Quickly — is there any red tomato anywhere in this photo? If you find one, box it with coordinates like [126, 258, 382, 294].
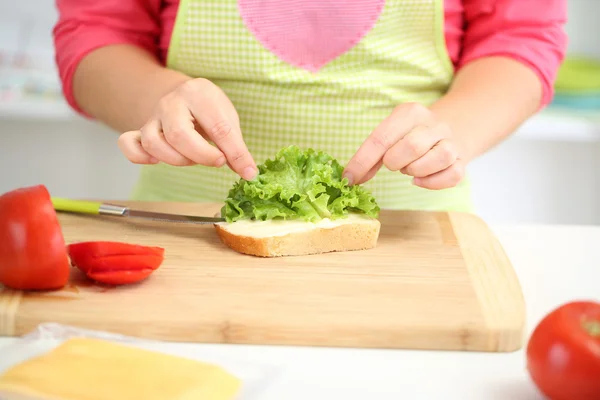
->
[0, 185, 70, 290]
[526, 300, 600, 400]
[67, 241, 165, 285]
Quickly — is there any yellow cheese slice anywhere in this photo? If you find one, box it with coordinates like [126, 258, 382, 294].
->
[0, 337, 241, 400]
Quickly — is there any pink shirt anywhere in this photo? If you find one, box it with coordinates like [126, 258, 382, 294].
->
[53, 0, 568, 115]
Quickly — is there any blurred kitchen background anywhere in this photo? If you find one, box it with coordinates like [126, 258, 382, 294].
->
[0, 0, 599, 225]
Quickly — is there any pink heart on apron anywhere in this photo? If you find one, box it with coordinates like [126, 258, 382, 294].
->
[238, 0, 385, 72]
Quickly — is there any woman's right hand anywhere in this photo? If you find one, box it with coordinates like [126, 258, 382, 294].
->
[118, 78, 258, 181]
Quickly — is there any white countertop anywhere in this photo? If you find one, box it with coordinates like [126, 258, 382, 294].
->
[0, 223, 598, 399]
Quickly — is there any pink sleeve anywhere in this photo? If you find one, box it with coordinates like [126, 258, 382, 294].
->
[458, 0, 568, 108]
[53, 0, 162, 115]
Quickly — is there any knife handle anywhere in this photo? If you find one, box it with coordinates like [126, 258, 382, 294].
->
[51, 198, 102, 215]
[51, 198, 129, 217]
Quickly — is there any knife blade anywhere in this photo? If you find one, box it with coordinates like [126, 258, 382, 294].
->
[51, 198, 225, 225]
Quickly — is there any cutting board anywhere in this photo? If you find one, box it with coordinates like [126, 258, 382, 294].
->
[0, 201, 526, 352]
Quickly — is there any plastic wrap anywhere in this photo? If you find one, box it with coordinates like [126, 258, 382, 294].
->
[0, 323, 281, 400]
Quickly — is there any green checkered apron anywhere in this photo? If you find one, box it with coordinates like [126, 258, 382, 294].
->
[130, 0, 474, 212]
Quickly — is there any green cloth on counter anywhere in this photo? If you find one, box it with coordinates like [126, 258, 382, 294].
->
[554, 56, 600, 94]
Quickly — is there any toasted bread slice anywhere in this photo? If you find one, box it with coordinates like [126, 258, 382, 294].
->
[214, 213, 381, 257]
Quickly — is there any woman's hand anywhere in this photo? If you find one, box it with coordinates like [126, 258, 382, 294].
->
[343, 103, 465, 190]
[118, 78, 258, 181]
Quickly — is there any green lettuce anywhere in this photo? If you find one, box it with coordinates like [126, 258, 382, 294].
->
[221, 145, 380, 223]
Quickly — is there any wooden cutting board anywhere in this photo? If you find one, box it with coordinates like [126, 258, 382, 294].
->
[0, 201, 526, 352]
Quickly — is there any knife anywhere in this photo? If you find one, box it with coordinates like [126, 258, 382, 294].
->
[51, 198, 225, 225]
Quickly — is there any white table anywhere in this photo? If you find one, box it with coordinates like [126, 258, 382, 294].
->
[0, 224, 598, 399]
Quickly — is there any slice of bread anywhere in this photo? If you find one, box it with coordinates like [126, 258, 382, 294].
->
[214, 213, 381, 257]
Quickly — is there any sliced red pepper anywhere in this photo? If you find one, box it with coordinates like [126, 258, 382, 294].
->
[67, 241, 165, 285]
[67, 254, 164, 274]
[86, 269, 155, 285]
[0, 185, 70, 290]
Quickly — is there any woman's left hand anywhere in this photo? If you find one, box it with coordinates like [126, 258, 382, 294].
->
[343, 102, 465, 190]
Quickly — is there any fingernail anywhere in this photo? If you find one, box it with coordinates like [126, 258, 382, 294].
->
[215, 156, 226, 167]
[343, 173, 354, 185]
[242, 166, 258, 181]
[149, 157, 159, 164]
[412, 178, 420, 186]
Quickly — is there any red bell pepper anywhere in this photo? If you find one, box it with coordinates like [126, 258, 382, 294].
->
[0, 185, 70, 290]
[67, 241, 165, 285]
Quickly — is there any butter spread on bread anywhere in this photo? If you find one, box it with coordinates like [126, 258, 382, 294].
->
[215, 212, 380, 257]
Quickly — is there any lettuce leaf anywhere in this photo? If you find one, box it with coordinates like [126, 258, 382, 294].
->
[221, 145, 380, 223]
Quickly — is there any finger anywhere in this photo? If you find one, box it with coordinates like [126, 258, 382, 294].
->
[401, 138, 458, 178]
[189, 99, 257, 181]
[118, 130, 159, 165]
[343, 115, 400, 185]
[161, 100, 226, 167]
[354, 159, 383, 185]
[140, 119, 194, 167]
[383, 124, 448, 172]
[343, 104, 432, 185]
[413, 159, 465, 190]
